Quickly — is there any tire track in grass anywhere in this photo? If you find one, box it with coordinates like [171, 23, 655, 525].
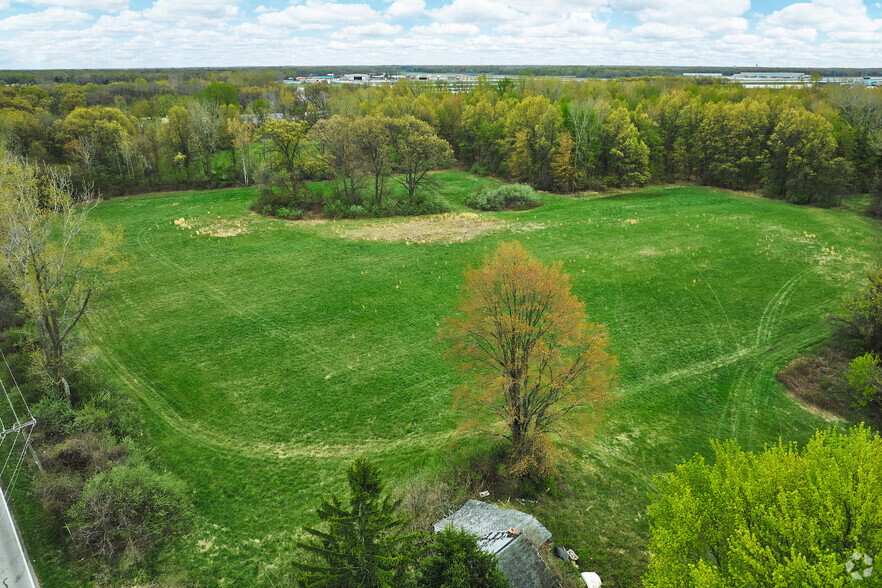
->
[81, 226, 454, 459]
[87, 314, 454, 459]
[717, 269, 811, 440]
[136, 224, 331, 367]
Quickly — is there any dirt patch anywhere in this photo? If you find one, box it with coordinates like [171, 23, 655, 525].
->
[172, 217, 250, 238]
[337, 213, 542, 244]
[776, 352, 847, 421]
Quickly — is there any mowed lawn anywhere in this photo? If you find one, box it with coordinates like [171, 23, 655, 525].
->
[79, 171, 881, 585]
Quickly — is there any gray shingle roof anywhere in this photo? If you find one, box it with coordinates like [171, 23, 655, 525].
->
[433, 499, 552, 546]
[434, 500, 556, 588]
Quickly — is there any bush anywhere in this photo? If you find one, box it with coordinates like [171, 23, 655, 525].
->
[67, 463, 189, 563]
[848, 352, 881, 409]
[322, 200, 349, 219]
[253, 181, 319, 217]
[831, 268, 882, 355]
[274, 206, 303, 220]
[397, 195, 452, 216]
[465, 184, 541, 211]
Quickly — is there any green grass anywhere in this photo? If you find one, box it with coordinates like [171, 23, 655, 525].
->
[65, 172, 882, 585]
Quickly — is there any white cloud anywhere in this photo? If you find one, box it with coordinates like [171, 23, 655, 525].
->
[257, 0, 380, 30]
[758, 0, 881, 39]
[494, 10, 607, 37]
[23, 0, 128, 10]
[0, 0, 880, 69]
[0, 7, 91, 31]
[430, 0, 524, 24]
[612, 0, 749, 34]
[336, 22, 402, 37]
[386, 0, 424, 20]
[631, 22, 704, 41]
[143, 0, 239, 22]
[410, 22, 479, 36]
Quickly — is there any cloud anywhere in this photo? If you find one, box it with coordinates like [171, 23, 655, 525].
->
[143, 0, 239, 22]
[23, 0, 128, 10]
[0, 7, 91, 31]
[410, 22, 479, 36]
[430, 0, 524, 24]
[336, 22, 402, 37]
[631, 22, 704, 41]
[612, 0, 749, 34]
[758, 0, 881, 38]
[385, 0, 424, 20]
[494, 10, 607, 37]
[257, 0, 380, 30]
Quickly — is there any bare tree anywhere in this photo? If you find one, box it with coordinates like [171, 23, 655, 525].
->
[0, 151, 121, 404]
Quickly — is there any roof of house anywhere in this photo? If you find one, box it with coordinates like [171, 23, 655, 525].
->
[434, 499, 552, 546]
[434, 500, 556, 588]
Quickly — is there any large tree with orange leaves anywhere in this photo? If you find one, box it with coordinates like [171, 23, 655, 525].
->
[444, 241, 615, 476]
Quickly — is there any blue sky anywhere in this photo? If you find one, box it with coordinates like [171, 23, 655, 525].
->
[0, 0, 880, 69]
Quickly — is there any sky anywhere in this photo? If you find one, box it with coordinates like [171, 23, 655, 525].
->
[0, 0, 880, 70]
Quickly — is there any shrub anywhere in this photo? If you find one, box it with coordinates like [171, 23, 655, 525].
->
[67, 463, 189, 563]
[465, 184, 541, 211]
[848, 352, 881, 409]
[322, 200, 348, 219]
[469, 162, 489, 176]
[397, 195, 452, 216]
[831, 268, 882, 355]
[347, 204, 367, 218]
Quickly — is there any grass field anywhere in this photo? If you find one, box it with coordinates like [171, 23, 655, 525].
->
[67, 171, 881, 585]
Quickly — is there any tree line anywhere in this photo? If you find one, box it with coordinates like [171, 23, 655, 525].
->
[2, 74, 881, 214]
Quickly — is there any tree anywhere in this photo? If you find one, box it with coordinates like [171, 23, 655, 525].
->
[645, 426, 882, 587]
[418, 527, 510, 588]
[444, 241, 614, 476]
[187, 101, 222, 184]
[294, 458, 415, 587]
[309, 116, 367, 205]
[602, 106, 650, 186]
[763, 107, 846, 205]
[227, 115, 254, 186]
[832, 268, 882, 355]
[566, 99, 606, 181]
[199, 81, 239, 108]
[351, 115, 393, 207]
[0, 150, 121, 404]
[55, 105, 139, 188]
[388, 115, 453, 204]
[259, 118, 309, 186]
[503, 95, 561, 189]
[551, 132, 578, 193]
[157, 105, 193, 186]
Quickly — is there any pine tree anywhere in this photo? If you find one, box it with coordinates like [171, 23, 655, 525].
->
[294, 459, 416, 587]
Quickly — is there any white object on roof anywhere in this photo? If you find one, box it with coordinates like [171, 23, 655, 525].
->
[581, 571, 602, 587]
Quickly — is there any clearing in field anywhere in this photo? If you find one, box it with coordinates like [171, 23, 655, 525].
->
[65, 171, 881, 586]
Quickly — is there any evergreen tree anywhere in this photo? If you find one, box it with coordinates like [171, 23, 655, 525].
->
[294, 459, 416, 587]
[418, 527, 510, 588]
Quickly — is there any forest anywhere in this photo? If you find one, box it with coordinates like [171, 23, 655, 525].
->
[1, 71, 881, 216]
